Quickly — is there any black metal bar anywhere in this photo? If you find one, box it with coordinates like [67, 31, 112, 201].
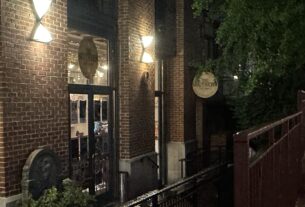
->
[141, 156, 159, 169]
[152, 195, 158, 207]
[179, 159, 185, 178]
[218, 146, 222, 164]
[68, 84, 112, 94]
[192, 179, 198, 207]
[88, 92, 95, 195]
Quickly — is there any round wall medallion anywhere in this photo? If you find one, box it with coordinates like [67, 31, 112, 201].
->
[22, 148, 61, 200]
[192, 72, 218, 98]
[78, 37, 98, 79]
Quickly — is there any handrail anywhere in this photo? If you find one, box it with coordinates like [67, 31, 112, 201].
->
[178, 146, 231, 178]
[234, 90, 305, 207]
[120, 163, 227, 207]
[140, 155, 159, 169]
[179, 146, 227, 162]
[247, 111, 302, 140]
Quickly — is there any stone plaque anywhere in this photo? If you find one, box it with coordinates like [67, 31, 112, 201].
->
[78, 37, 98, 79]
[192, 72, 218, 98]
[22, 148, 61, 201]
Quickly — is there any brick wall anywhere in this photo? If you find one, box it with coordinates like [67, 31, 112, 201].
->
[184, 0, 201, 142]
[118, 0, 155, 159]
[166, 0, 199, 142]
[0, 0, 5, 196]
[0, 0, 68, 197]
[166, 0, 185, 142]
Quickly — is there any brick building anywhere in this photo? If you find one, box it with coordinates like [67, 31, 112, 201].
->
[0, 0, 214, 206]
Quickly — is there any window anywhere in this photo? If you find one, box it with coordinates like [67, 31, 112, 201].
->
[68, 33, 109, 86]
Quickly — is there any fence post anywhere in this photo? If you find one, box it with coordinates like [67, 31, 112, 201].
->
[297, 91, 305, 159]
[298, 90, 305, 192]
[298, 90, 304, 112]
[234, 131, 249, 207]
[152, 195, 158, 207]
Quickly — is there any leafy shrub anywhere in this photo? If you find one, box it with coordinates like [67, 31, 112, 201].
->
[25, 179, 95, 207]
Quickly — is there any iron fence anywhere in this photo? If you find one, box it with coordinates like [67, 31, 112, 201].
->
[179, 146, 231, 178]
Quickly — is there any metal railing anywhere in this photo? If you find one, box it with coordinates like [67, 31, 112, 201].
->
[120, 163, 229, 207]
[234, 90, 305, 207]
[179, 146, 231, 178]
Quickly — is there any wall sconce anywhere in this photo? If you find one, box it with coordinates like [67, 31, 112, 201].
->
[141, 36, 154, 63]
[141, 36, 153, 49]
[31, 0, 53, 43]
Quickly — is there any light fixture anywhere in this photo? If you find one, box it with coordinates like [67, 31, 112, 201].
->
[140, 35, 154, 63]
[141, 52, 154, 63]
[101, 65, 108, 70]
[233, 75, 239, 80]
[32, 23, 52, 43]
[31, 0, 53, 43]
[97, 71, 104, 78]
[33, 0, 53, 19]
[68, 63, 75, 69]
[141, 36, 154, 48]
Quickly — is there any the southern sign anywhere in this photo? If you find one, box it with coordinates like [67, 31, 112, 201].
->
[78, 37, 98, 79]
[192, 71, 218, 98]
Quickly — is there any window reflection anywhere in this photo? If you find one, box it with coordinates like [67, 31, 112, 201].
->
[68, 33, 109, 86]
[94, 95, 110, 194]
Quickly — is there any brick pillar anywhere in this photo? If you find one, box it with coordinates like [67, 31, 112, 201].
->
[166, 0, 199, 183]
[118, 0, 157, 199]
[0, 0, 68, 205]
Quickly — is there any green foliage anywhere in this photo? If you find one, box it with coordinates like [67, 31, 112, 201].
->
[230, 68, 305, 129]
[192, 0, 305, 129]
[27, 180, 95, 207]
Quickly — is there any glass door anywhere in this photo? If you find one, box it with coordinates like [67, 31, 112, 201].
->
[69, 91, 113, 196]
[93, 95, 110, 195]
[70, 94, 90, 189]
[67, 32, 114, 197]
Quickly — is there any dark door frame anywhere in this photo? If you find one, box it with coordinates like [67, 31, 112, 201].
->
[67, 35, 117, 198]
[68, 84, 114, 196]
[155, 59, 167, 186]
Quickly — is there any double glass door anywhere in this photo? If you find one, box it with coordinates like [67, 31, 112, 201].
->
[69, 87, 113, 195]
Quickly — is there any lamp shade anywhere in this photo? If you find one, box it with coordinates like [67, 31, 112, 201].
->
[33, 0, 53, 19]
[141, 52, 154, 63]
[33, 23, 52, 43]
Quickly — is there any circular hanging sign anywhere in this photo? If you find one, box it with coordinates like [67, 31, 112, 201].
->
[78, 37, 98, 79]
[192, 72, 218, 98]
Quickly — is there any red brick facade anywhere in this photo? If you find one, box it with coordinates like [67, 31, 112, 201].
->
[0, 0, 68, 197]
[118, 0, 155, 159]
[0, 0, 200, 200]
[166, 0, 198, 143]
